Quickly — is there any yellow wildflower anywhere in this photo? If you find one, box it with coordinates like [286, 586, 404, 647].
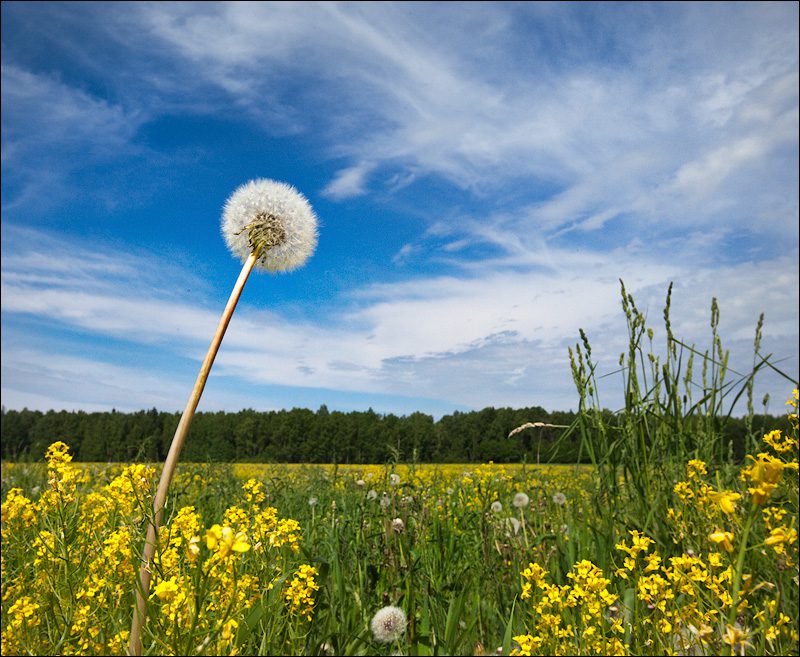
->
[205, 524, 250, 558]
[764, 526, 797, 554]
[687, 459, 707, 479]
[707, 490, 741, 516]
[708, 530, 735, 553]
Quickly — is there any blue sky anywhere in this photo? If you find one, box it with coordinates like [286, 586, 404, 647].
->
[2, 1, 798, 418]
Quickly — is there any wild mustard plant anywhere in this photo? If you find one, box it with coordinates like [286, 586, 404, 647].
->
[512, 390, 798, 656]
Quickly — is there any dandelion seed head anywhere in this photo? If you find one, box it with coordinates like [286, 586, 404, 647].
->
[490, 501, 503, 513]
[512, 492, 530, 508]
[371, 605, 407, 643]
[222, 178, 318, 272]
[552, 492, 567, 506]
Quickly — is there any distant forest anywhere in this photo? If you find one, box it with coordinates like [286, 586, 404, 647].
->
[0, 406, 791, 464]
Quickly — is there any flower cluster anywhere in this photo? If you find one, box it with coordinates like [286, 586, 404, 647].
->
[284, 564, 319, 622]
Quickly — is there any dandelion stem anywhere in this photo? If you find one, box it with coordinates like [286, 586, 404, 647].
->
[129, 249, 261, 656]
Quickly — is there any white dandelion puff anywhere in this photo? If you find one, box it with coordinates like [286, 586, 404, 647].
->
[490, 501, 503, 513]
[391, 517, 405, 533]
[552, 492, 567, 506]
[512, 492, 529, 509]
[389, 473, 401, 486]
[222, 178, 318, 272]
[371, 606, 407, 643]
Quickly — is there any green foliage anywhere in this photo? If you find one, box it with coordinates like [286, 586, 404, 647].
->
[2, 402, 786, 466]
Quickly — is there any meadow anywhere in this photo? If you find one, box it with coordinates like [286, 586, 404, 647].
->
[2, 287, 798, 656]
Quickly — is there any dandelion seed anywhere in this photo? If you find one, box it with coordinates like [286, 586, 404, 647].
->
[552, 492, 567, 506]
[389, 473, 401, 486]
[367, 489, 378, 501]
[512, 492, 529, 509]
[308, 496, 318, 507]
[491, 501, 503, 513]
[380, 493, 391, 509]
[356, 479, 366, 487]
[391, 518, 405, 533]
[371, 606, 407, 643]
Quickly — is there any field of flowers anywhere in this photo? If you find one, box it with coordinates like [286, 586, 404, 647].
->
[1, 389, 798, 656]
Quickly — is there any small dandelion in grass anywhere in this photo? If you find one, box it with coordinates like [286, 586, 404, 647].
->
[371, 605, 407, 643]
[389, 473, 401, 486]
[367, 489, 378, 501]
[512, 492, 529, 509]
[380, 493, 391, 509]
[391, 518, 405, 533]
[355, 479, 366, 487]
[308, 496, 318, 507]
[552, 492, 567, 506]
[491, 501, 503, 513]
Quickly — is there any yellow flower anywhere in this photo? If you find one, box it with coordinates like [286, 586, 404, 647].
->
[152, 577, 179, 602]
[687, 459, 707, 479]
[187, 535, 201, 562]
[284, 564, 319, 621]
[709, 530, 735, 553]
[511, 634, 542, 656]
[764, 526, 797, 554]
[205, 524, 250, 557]
[743, 453, 797, 505]
[722, 624, 752, 652]
[673, 480, 694, 501]
[521, 562, 549, 586]
[708, 490, 741, 516]
[644, 552, 662, 572]
[221, 618, 238, 641]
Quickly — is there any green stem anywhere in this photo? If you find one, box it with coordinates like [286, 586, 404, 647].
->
[727, 502, 758, 650]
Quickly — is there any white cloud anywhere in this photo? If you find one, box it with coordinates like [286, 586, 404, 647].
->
[2, 229, 796, 414]
[322, 162, 375, 200]
[1, 64, 146, 212]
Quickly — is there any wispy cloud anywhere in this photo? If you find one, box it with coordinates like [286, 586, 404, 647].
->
[1, 64, 146, 212]
[322, 162, 375, 200]
[2, 227, 796, 414]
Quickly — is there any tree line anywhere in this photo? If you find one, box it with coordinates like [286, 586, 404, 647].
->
[0, 405, 789, 464]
